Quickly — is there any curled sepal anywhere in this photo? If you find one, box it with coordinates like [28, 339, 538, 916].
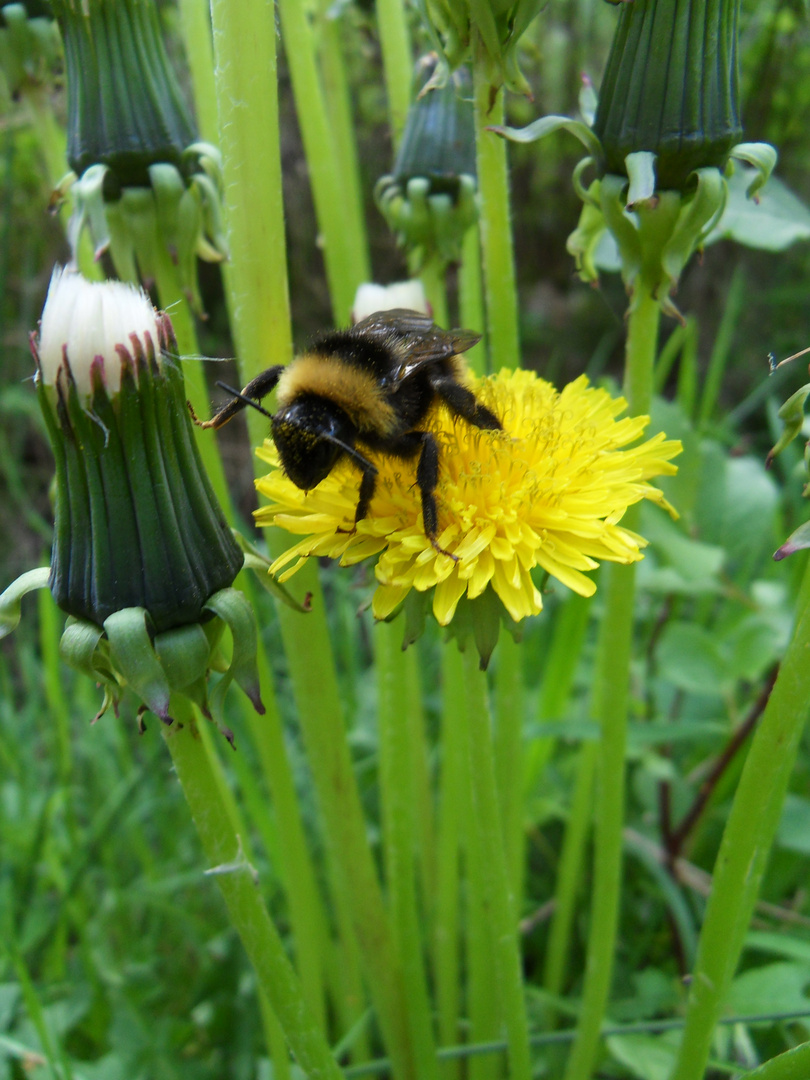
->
[203, 588, 265, 718]
[491, 115, 604, 172]
[625, 152, 657, 208]
[766, 384, 810, 468]
[60, 617, 122, 721]
[728, 142, 778, 200]
[774, 520, 810, 562]
[104, 607, 171, 723]
[0, 567, 50, 640]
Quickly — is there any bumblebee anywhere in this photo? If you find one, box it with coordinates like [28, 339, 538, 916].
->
[194, 309, 501, 554]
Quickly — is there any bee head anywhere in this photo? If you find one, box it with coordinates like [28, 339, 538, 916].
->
[272, 397, 355, 490]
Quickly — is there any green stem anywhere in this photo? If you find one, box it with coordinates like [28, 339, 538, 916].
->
[459, 223, 485, 375]
[277, 0, 368, 322]
[177, 0, 218, 143]
[494, 633, 525, 909]
[471, 31, 519, 372]
[419, 257, 449, 327]
[162, 699, 344, 1080]
[209, 0, 293, 417]
[668, 555, 810, 1080]
[376, 620, 439, 1080]
[563, 284, 660, 1080]
[375, 0, 412, 148]
[150, 250, 232, 518]
[316, 0, 371, 285]
[461, 646, 532, 1080]
[543, 740, 597, 1005]
[436, 646, 465, 1080]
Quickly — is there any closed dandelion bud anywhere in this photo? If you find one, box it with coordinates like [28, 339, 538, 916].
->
[51, 0, 227, 313]
[34, 268, 243, 633]
[593, 0, 743, 191]
[0, 270, 262, 728]
[375, 55, 477, 267]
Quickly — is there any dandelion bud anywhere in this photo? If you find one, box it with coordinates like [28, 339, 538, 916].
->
[375, 56, 478, 267]
[35, 268, 242, 633]
[52, 0, 227, 312]
[593, 0, 743, 191]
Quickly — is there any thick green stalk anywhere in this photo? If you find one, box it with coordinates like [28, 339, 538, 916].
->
[436, 646, 465, 1080]
[317, 0, 372, 264]
[404, 646, 437, 936]
[563, 285, 660, 1080]
[419, 257, 449, 327]
[458, 223, 485, 375]
[376, 620, 440, 1080]
[543, 739, 597, 1004]
[241, 640, 330, 1031]
[494, 633, 525, 908]
[162, 699, 344, 1080]
[209, 0, 292, 409]
[277, 0, 368, 322]
[461, 646, 532, 1080]
[177, 0, 218, 143]
[376, 0, 412, 148]
[669, 556, 810, 1080]
[150, 248, 231, 516]
[472, 31, 519, 372]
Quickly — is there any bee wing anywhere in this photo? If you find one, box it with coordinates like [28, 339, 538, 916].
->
[353, 309, 481, 386]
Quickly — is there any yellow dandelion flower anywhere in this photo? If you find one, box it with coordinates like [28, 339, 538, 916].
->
[255, 368, 681, 627]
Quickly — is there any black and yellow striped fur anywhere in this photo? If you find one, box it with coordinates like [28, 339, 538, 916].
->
[192, 309, 501, 556]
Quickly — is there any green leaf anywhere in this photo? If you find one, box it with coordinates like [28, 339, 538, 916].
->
[707, 169, 810, 252]
[746, 931, 810, 965]
[776, 795, 810, 856]
[607, 1031, 680, 1080]
[726, 962, 810, 1016]
[0, 568, 50, 640]
[656, 621, 731, 696]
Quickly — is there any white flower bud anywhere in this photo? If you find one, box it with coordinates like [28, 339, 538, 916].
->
[38, 267, 160, 399]
[351, 280, 429, 324]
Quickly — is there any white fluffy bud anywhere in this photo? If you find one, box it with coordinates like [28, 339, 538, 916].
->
[38, 267, 160, 398]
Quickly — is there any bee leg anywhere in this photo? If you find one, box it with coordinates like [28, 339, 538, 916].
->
[353, 466, 378, 527]
[430, 376, 501, 431]
[337, 462, 378, 535]
[189, 365, 285, 429]
[411, 432, 459, 562]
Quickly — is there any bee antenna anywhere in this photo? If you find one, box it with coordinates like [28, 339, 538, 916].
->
[215, 380, 275, 420]
[324, 436, 378, 476]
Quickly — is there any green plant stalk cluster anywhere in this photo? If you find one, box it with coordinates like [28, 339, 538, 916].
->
[669, 554, 810, 1079]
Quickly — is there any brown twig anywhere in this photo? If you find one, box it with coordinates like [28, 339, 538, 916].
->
[668, 665, 778, 857]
